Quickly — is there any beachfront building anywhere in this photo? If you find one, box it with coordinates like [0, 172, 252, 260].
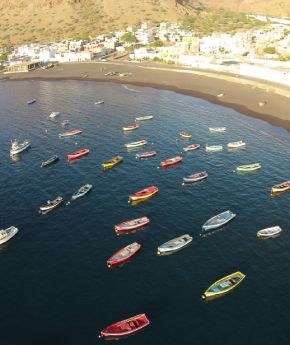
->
[129, 47, 160, 60]
[53, 51, 93, 62]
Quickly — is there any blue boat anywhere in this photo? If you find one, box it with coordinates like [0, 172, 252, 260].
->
[27, 99, 36, 105]
[202, 210, 236, 231]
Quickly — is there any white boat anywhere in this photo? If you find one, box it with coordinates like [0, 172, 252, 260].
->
[202, 210, 236, 231]
[135, 115, 154, 121]
[182, 171, 208, 184]
[10, 139, 31, 156]
[71, 184, 92, 200]
[125, 140, 147, 149]
[205, 144, 223, 152]
[257, 226, 282, 238]
[49, 112, 60, 119]
[0, 226, 18, 245]
[95, 101, 104, 105]
[39, 196, 63, 213]
[157, 234, 192, 255]
[227, 140, 246, 149]
[209, 127, 227, 132]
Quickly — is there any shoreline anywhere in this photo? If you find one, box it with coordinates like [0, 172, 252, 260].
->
[2, 61, 290, 131]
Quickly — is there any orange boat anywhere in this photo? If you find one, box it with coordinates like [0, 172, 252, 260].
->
[67, 148, 89, 161]
[129, 186, 158, 202]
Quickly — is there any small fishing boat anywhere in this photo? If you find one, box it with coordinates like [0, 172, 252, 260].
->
[61, 120, 69, 127]
[257, 226, 282, 238]
[95, 100, 104, 105]
[160, 156, 182, 168]
[183, 143, 200, 152]
[41, 155, 59, 168]
[135, 115, 154, 121]
[115, 217, 150, 235]
[27, 99, 36, 105]
[125, 140, 147, 149]
[227, 140, 246, 149]
[107, 242, 141, 268]
[129, 186, 158, 202]
[271, 180, 290, 194]
[202, 271, 246, 301]
[49, 112, 60, 119]
[157, 234, 192, 255]
[0, 226, 19, 245]
[67, 148, 89, 161]
[59, 129, 82, 138]
[99, 313, 150, 340]
[209, 127, 227, 133]
[122, 123, 139, 131]
[205, 144, 223, 152]
[202, 210, 236, 231]
[136, 151, 157, 159]
[183, 171, 208, 184]
[102, 156, 123, 170]
[39, 196, 63, 214]
[180, 131, 192, 139]
[71, 184, 92, 200]
[236, 163, 261, 172]
[10, 139, 31, 156]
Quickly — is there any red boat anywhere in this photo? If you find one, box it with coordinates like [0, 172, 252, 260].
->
[129, 186, 158, 202]
[136, 151, 157, 159]
[160, 155, 182, 168]
[183, 144, 200, 152]
[67, 148, 89, 161]
[107, 242, 141, 268]
[115, 216, 150, 235]
[99, 313, 150, 340]
[59, 129, 82, 138]
[180, 131, 192, 139]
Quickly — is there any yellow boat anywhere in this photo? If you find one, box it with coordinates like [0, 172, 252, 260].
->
[102, 156, 123, 170]
[271, 180, 290, 194]
[202, 271, 245, 301]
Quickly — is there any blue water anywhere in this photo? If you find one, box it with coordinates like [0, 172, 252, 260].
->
[1, 80, 290, 345]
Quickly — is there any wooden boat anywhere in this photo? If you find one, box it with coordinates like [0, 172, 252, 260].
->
[257, 226, 282, 238]
[94, 100, 104, 105]
[136, 151, 157, 159]
[49, 112, 60, 118]
[129, 186, 158, 202]
[39, 196, 63, 213]
[107, 242, 141, 268]
[227, 140, 246, 149]
[180, 131, 192, 139]
[160, 155, 182, 168]
[183, 171, 208, 184]
[10, 139, 31, 156]
[115, 216, 150, 235]
[67, 148, 89, 161]
[61, 120, 69, 127]
[99, 313, 150, 340]
[205, 144, 223, 152]
[102, 156, 123, 170]
[236, 163, 261, 172]
[122, 123, 139, 131]
[41, 155, 59, 168]
[59, 129, 82, 138]
[202, 210, 236, 231]
[0, 226, 19, 245]
[27, 99, 36, 105]
[135, 115, 154, 121]
[202, 271, 246, 301]
[71, 184, 92, 200]
[157, 234, 192, 255]
[125, 140, 147, 149]
[183, 144, 200, 152]
[209, 127, 227, 132]
[271, 180, 290, 194]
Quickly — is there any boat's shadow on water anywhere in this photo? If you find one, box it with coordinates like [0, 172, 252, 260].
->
[129, 195, 158, 206]
[200, 224, 232, 238]
[182, 180, 207, 187]
[270, 191, 290, 198]
[257, 234, 281, 240]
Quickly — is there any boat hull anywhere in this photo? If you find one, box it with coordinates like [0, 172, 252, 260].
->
[129, 186, 158, 202]
[202, 210, 236, 231]
[236, 163, 261, 172]
[0, 226, 19, 245]
[183, 144, 200, 152]
[157, 234, 192, 255]
[41, 156, 59, 168]
[183, 172, 208, 184]
[257, 226, 282, 238]
[160, 156, 182, 168]
[125, 140, 147, 149]
[59, 130, 82, 138]
[67, 149, 89, 161]
[102, 156, 123, 170]
[136, 151, 157, 159]
[115, 217, 150, 235]
[107, 242, 141, 268]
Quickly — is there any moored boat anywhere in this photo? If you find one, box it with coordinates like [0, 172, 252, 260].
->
[102, 156, 123, 170]
[202, 271, 246, 301]
[125, 140, 147, 149]
[183, 171, 208, 184]
[39, 196, 63, 214]
[236, 163, 261, 173]
[107, 242, 141, 268]
[160, 155, 182, 168]
[180, 131, 192, 139]
[205, 144, 223, 152]
[257, 225, 282, 238]
[95, 100, 104, 105]
[0, 226, 19, 245]
[227, 140, 246, 149]
[59, 129, 82, 138]
[61, 120, 69, 127]
[122, 123, 139, 131]
[271, 180, 290, 194]
[202, 210, 236, 231]
[71, 184, 92, 200]
[41, 155, 59, 168]
[183, 144, 200, 152]
[49, 112, 60, 118]
[115, 216, 150, 235]
[135, 115, 154, 121]
[10, 139, 31, 156]
[209, 127, 227, 132]
[157, 234, 192, 255]
[136, 151, 157, 159]
[99, 313, 150, 340]
[129, 186, 158, 202]
[67, 148, 89, 161]
[27, 99, 36, 105]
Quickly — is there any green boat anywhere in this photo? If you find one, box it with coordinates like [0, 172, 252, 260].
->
[236, 163, 261, 173]
[41, 155, 59, 168]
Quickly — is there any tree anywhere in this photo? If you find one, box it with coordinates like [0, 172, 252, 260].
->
[121, 32, 137, 43]
[263, 46, 276, 54]
[151, 40, 163, 47]
[180, 14, 195, 30]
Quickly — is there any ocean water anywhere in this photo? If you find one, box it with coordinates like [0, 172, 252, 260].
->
[1, 79, 290, 345]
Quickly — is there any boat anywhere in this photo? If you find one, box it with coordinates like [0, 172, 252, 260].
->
[125, 140, 147, 149]
[71, 184, 92, 200]
[99, 313, 150, 340]
[209, 127, 227, 132]
[102, 156, 123, 170]
[180, 131, 192, 139]
[115, 217, 150, 235]
[10, 139, 31, 156]
[160, 156, 182, 168]
[202, 210, 236, 231]
[0, 226, 19, 245]
[236, 163, 261, 172]
[136, 151, 157, 159]
[39, 196, 63, 213]
[95, 100, 104, 105]
[122, 123, 139, 131]
[61, 120, 69, 127]
[49, 112, 60, 119]
[205, 144, 223, 152]
[157, 234, 192, 255]
[135, 115, 154, 121]
[129, 186, 158, 202]
[271, 180, 290, 194]
[107, 242, 141, 268]
[67, 148, 89, 161]
[41, 155, 59, 168]
[257, 226, 282, 238]
[183, 171, 208, 184]
[27, 99, 36, 105]
[183, 144, 200, 152]
[227, 140, 246, 149]
[59, 129, 82, 138]
[202, 271, 246, 301]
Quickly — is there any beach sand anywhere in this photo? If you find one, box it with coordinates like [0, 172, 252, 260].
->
[3, 61, 290, 130]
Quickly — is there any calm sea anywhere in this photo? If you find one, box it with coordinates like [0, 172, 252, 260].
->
[1, 79, 290, 345]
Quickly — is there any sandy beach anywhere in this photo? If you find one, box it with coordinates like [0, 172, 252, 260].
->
[2, 60, 290, 130]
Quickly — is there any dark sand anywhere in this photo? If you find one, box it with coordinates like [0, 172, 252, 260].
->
[3, 61, 290, 130]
